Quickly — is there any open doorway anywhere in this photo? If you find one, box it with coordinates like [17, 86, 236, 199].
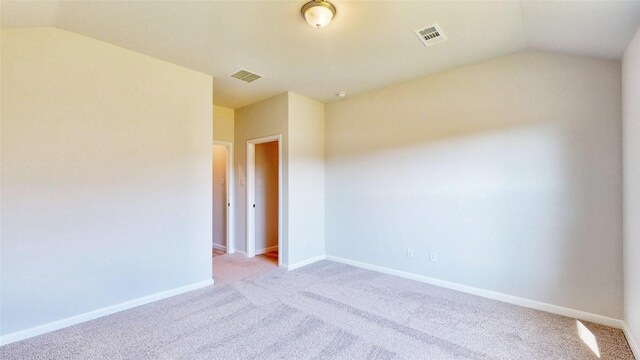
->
[212, 141, 234, 258]
[246, 135, 282, 267]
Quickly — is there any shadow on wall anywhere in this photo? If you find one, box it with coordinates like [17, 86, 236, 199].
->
[326, 119, 623, 318]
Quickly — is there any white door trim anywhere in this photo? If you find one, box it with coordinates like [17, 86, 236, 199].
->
[246, 134, 282, 267]
[213, 141, 234, 254]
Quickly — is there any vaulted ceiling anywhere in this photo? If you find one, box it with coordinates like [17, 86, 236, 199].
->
[2, 1, 640, 108]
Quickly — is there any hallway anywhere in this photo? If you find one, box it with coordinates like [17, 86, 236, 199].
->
[213, 251, 278, 284]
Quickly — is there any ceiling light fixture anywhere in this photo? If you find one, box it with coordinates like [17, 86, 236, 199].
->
[301, 0, 336, 28]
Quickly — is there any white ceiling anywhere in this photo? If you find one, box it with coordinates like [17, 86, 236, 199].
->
[2, 1, 640, 109]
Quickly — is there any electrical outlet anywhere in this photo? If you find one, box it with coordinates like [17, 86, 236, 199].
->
[429, 251, 438, 263]
[407, 248, 414, 258]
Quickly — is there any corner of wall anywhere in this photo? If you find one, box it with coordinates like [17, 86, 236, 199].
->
[623, 24, 640, 360]
[624, 324, 640, 359]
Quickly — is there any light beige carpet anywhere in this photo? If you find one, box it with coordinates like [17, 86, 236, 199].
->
[213, 252, 278, 284]
[1, 255, 634, 359]
[212, 248, 226, 257]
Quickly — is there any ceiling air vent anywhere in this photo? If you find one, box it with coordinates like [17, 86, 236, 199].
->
[414, 24, 447, 47]
[230, 69, 262, 83]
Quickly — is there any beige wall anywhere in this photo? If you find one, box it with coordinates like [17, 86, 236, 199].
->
[213, 105, 234, 142]
[1, 28, 213, 338]
[234, 93, 289, 262]
[623, 26, 640, 355]
[288, 93, 325, 264]
[212, 105, 233, 251]
[325, 51, 623, 319]
[255, 141, 279, 253]
[233, 92, 325, 266]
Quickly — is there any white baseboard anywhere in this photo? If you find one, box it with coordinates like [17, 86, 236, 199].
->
[284, 255, 326, 271]
[324, 255, 624, 329]
[256, 245, 278, 255]
[212, 243, 227, 251]
[0, 279, 214, 347]
[623, 323, 640, 359]
[2, 253, 630, 353]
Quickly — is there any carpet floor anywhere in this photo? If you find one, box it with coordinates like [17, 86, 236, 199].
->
[212, 248, 227, 257]
[1, 255, 634, 359]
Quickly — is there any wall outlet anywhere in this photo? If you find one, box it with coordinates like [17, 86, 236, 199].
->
[407, 248, 414, 258]
[429, 251, 438, 263]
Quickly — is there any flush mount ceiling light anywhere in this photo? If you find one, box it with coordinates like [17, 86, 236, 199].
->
[301, 0, 336, 28]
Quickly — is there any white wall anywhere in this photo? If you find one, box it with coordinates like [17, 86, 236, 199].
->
[234, 93, 289, 263]
[255, 141, 279, 253]
[213, 105, 234, 142]
[288, 93, 325, 264]
[325, 51, 623, 319]
[212, 144, 228, 248]
[623, 26, 640, 354]
[0, 28, 213, 337]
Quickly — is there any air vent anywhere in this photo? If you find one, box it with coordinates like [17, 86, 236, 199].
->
[414, 24, 447, 47]
[230, 69, 262, 83]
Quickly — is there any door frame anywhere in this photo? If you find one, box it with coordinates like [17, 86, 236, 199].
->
[213, 141, 235, 254]
[246, 134, 282, 267]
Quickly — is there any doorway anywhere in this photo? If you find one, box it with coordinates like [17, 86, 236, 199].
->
[246, 135, 282, 267]
[212, 141, 234, 256]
